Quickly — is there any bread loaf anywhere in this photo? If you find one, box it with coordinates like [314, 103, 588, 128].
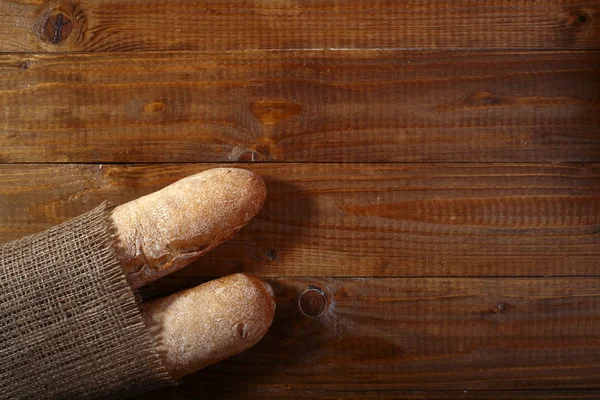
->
[141, 273, 276, 379]
[111, 168, 267, 289]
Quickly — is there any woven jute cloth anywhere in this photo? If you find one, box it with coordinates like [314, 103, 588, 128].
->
[0, 202, 175, 399]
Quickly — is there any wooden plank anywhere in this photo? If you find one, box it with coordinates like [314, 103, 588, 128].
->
[141, 389, 600, 399]
[1, 50, 598, 163]
[1, 163, 598, 277]
[0, 0, 598, 52]
[141, 277, 600, 391]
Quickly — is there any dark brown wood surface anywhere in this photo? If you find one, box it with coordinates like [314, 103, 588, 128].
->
[1, 50, 598, 162]
[1, 0, 598, 52]
[133, 277, 600, 396]
[144, 389, 600, 399]
[1, 163, 598, 277]
[1, 0, 599, 398]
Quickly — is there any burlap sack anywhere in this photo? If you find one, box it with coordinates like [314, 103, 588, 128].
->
[0, 202, 175, 399]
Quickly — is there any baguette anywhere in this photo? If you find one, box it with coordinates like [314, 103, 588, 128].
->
[111, 168, 267, 289]
[141, 273, 276, 379]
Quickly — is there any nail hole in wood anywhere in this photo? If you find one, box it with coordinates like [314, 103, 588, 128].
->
[19, 60, 30, 70]
[265, 249, 278, 260]
[299, 286, 328, 318]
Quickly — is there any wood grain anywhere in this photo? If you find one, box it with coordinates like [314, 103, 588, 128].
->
[140, 277, 600, 392]
[1, 163, 598, 277]
[1, 0, 598, 52]
[1, 1, 598, 397]
[141, 389, 600, 400]
[1, 50, 599, 163]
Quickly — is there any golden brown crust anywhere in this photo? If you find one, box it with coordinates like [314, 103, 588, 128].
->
[140, 274, 276, 379]
[111, 168, 267, 289]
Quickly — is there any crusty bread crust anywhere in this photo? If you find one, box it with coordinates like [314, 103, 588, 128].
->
[111, 168, 267, 289]
[141, 274, 275, 379]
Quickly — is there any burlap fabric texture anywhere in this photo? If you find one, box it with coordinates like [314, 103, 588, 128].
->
[0, 202, 175, 399]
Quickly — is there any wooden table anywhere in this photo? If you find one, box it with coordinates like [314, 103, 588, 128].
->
[1, 1, 599, 398]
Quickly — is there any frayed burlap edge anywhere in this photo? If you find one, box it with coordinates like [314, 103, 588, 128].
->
[0, 202, 176, 399]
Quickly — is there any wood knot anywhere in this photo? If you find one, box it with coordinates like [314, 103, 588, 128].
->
[571, 9, 592, 27]
[564, 7, 593, 34]
[265, 249, 278, 261]
[469, 91, 512, 107]
[19, 60, 31, 70]
[37, 2, 84, 49]
[143, 101, 165, 113]
[299, 286, 328, 318]
[250, 100, 302, 126]
[44, 12, 72, 44]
